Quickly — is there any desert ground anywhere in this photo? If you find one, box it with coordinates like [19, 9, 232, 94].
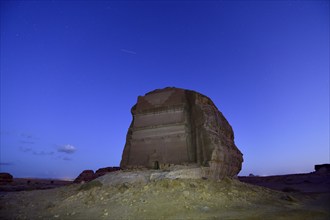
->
[0, 178, 72, 192]
[0, 170, 329, 220]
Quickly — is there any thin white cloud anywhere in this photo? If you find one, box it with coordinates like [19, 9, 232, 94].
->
[20, 133, 38, 140]
[55, 155, 72, 161]
[63, 157, 72, 161]
[121, 48, 137, 55]
[20, 140, 35, 144]
[57, 144, 77, 154]
[0, 162, 14, 166]
[19, 146, 54, 156]
[19, 146, 32, 153]
[33, 151, 54, 156]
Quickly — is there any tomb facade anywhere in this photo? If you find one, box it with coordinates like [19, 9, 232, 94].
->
[120, 87, 243, 178]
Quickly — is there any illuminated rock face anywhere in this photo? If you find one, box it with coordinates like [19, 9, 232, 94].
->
[120, 87, 243, 178]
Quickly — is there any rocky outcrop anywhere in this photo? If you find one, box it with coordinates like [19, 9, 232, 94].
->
[74, 170, 95, 183]
[0, 173, 13, 184]
[120, 87, 243, 179]
[315, 164, 330, 174]
[74, 167, 121, 183]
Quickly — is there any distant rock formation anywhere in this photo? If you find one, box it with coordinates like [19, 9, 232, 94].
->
[315, 164, 330, 174]
[74, 170, 95, 183]
[74, 167, 121, 183]
[120, 87, 243, 179]
[0, 173, 13, 184]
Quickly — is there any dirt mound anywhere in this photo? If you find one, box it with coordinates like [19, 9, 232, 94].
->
[1, 171, 329, 219]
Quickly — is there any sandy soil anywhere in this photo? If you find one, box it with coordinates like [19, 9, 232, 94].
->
[0, 172, 329, 220]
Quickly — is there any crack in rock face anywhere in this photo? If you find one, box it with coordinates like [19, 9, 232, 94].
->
[120, 87, 243, 179]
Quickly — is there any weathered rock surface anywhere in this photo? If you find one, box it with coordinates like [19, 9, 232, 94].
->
[120, 87, 243, 179]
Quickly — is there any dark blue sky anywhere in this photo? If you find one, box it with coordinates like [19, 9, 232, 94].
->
[1, 0, 329, 179]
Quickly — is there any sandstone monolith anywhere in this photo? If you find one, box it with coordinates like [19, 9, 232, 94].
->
[120, 87, 243, 179]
